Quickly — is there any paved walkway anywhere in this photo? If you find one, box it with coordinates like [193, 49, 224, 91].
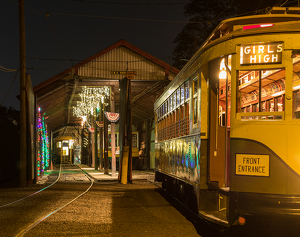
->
[76, 164, 155, 182]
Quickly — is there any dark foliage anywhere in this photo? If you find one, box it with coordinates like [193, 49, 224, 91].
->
[172, 0, 297, 69]
[0, 106, 20, 131]
[0, 106, 20, 187]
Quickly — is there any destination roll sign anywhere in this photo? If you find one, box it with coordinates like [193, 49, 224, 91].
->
[240, 42, 283, 65]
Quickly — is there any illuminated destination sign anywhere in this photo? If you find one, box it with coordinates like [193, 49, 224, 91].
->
[236, 154, 269, 177]
[240, 42, 283, 65]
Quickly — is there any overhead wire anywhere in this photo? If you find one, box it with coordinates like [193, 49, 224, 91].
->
[0, 65, 18, 72]
[26, 55, 172, 63]
[69, 0, 191, 5]
[43, 1, 72, 69]
[7, 0, 283, 24]
[7, 0, 294, 72]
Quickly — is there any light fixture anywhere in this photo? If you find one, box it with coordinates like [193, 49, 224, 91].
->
[272, 90, 285, 97]
[219, 58, 227, 79]
[293, 85, 300, 90]
[243, 24, 274, 30]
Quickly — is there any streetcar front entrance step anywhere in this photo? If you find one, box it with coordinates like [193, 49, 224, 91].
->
[199, 211, 229, 226]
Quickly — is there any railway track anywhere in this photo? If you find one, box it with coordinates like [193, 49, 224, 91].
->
[0, 164, 93, 237]
[0, 165, 62, 209]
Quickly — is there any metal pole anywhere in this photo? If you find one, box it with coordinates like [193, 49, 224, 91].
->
[19, 0, 27, 187]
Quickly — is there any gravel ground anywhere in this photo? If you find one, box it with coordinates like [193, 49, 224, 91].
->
[21, 182, 225, 237]
[2, 165, 300, 237]
[0, 164, 225, 237]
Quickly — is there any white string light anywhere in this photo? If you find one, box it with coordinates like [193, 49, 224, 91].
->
[73, 86, 110, 118]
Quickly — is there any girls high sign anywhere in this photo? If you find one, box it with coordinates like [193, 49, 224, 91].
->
[240, 42, 283, 65]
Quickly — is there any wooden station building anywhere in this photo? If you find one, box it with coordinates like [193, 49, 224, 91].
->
[33, 39, 179, 181]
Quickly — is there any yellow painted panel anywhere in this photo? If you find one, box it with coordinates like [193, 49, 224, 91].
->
[232, 123, 291, 170]
[287, 124, 300, 175]
[132, 147, 139, 157]
[200, 66, 208, 139]
[121, 146, 129, 184]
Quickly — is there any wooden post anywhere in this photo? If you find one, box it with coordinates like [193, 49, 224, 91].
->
[126, 80, 132, 183]
[88, 128, 91, 167]
[111, 86, 116, 177]
[94, 113, 98, 170]
[104, 98, 109, 174]
[100, 103, 104, 171]
[145, 118, 151, 170]
[19, 0, 27, 187]
[81, 128, 84, 164]
[91, 116, 95, 168]
[121, 146, 129, 184]
[118, 77, 127, 181]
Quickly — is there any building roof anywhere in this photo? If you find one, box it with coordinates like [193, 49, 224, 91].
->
[34, 39, 179, 138]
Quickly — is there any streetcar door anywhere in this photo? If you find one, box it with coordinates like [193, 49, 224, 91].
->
[208, 57, 230, 188]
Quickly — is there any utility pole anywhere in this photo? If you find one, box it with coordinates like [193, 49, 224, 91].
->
[19, 0, 27, 187]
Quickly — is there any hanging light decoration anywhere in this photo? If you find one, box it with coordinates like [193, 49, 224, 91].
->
[73, 86, 110, 119]
[37, 107, 50, 178]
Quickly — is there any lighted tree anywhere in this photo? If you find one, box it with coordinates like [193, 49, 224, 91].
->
[37, 107, 50, 177]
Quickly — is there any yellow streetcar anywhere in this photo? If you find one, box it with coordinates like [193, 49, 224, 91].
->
[154, 7, 300, 227]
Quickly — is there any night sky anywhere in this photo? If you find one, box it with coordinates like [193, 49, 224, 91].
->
[1, 0, 189, 110]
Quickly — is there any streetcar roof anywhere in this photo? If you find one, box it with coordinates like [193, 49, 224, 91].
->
[155, 9, 300, 108]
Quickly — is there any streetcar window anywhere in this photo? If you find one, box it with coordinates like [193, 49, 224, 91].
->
[185, 81, 189, 100]
[293, 54, 300, 119]
[193, 78, 198, 126]
[176, 89, 180, 107]
[181, 85, 184, 104]
[62, 146, 69, 156]
[173, 93, 176, 110]
[165, 101, 168, 114]
[132, 133, 138, 148]
[238, 68, 285, 120]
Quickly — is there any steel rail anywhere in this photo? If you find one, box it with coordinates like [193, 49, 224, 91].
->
[0, 164, 62, 208]
[15, 164, 94, 237]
